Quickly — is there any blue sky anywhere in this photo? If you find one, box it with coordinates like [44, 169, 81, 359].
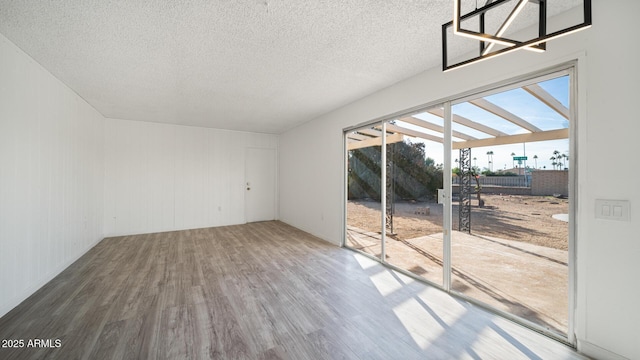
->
[396, 75, 570, 171]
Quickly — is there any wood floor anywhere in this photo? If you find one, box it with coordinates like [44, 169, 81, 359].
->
[0, 221, 585, 359]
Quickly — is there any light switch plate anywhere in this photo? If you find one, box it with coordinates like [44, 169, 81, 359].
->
[437, 189, 445, 204]
[595, 199, 630, 221]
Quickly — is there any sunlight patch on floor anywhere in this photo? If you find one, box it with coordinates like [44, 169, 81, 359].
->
[370, 270, 404, 297]
[353, 252, 379, 270]
[393, 297, 449, 348]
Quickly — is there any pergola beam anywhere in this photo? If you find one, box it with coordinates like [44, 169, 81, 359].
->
[452, 128, 568, 149]
[398, 116, 478, 141]
[427, 108, 508, 137]
[381, 124, 444, 144]
[470, 98, 542, 132]
[347, 133, 370, 141]
[348, 133, 404, 150]
[356, 128, 383, 137]
[523, 84, 570, 120]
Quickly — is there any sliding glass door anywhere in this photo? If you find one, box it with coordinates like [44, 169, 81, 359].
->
[345, 107, 446, 286]
[450, 71, 572, 337]
[343, 67, 575, 341]
[345, 124, 383, 259]
[382, 110, 445, 286]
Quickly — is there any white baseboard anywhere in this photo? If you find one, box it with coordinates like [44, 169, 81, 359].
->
[278, 220, 340, 246]
[0, 235, 104, 319]
[578, 340, 629, 360]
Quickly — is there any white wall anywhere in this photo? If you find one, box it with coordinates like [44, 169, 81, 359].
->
[104, 118, 278, 236]
[279, 2, 640, 359]
[0, 34, 105, 317]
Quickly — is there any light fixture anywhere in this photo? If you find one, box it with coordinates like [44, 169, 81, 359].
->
[481, 0, 532, 55]
[442, 0, 592, 71]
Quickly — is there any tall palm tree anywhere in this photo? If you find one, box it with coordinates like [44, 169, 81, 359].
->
[552, 150, 561, 170]
[486, 150, 494, 171]
[510, 152, 516, 169]
[562, 153, 569, 169]
[473, 157, 477, 168]
[533, 154, 538, 169]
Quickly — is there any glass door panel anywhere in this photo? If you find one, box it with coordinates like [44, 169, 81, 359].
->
[346, 124, 383, 259]
[383, 110, 445, 286]
[450, 74, 571, 335]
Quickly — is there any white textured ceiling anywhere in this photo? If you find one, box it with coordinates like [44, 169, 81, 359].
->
[0, 1, 579, 133]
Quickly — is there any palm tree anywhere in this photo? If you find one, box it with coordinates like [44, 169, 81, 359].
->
[510, 152, 516, 169]
[552, 150, 561, 170]
[486, 150, 494, 171]
[533, 155, 538, 169]
[473, 157, 477, 167]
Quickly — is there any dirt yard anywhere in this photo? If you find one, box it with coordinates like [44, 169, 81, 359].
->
[347, 194, 569, 250]
[346, 194, 571, 334]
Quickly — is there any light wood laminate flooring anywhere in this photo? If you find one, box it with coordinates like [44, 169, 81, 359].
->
[0, 221, 586, 359]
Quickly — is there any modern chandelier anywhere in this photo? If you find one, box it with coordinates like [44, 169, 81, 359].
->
[442, 0, 592, 71]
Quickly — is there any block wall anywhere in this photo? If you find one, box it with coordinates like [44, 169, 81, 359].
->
[531, 170, 568, 196]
